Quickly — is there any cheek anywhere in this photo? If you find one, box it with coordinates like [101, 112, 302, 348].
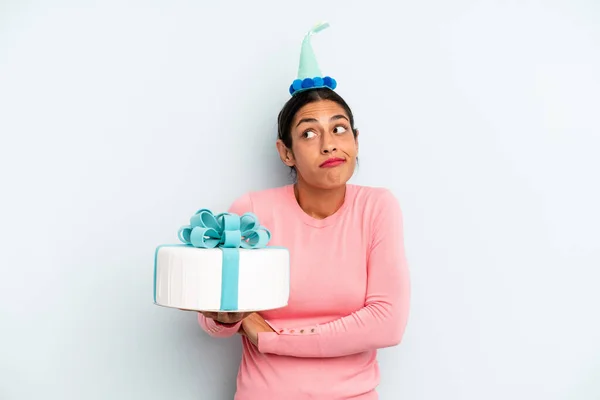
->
[342, 138, 358, 155]
[292, 143, 319, 165]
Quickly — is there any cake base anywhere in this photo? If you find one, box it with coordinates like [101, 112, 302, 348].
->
[153, 244, 290, 312]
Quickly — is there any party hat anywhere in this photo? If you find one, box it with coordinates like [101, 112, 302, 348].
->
[289, 21, 337, 96]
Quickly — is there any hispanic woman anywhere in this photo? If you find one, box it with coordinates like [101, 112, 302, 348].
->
[197, 23, 410, 400]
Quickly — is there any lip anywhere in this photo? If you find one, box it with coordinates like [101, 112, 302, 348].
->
[319, 157, 346, 168]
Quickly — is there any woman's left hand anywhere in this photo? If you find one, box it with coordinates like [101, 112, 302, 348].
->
[240, 313, 276, 346]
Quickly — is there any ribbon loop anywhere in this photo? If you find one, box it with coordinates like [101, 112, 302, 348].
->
[179, 209, 271, 250]
[222, 230, 242, 248]
[189, 227, 220, 248]
[221, 214, 241, 231]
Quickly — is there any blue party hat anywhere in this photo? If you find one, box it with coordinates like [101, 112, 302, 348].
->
[289, 21, 337, 96]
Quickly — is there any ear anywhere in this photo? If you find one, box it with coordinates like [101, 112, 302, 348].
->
[276, 140, 295, 167]
[354, 129, 359, 151]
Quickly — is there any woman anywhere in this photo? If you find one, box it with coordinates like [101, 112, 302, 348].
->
[197, 86, 410, 399]
[197, 23, 410, 399]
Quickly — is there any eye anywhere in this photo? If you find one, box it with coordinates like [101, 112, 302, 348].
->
[302, 130, 317, 139]
[333, 125, 348, 134]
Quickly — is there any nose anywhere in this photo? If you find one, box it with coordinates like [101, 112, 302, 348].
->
[321, 133, 337, 154]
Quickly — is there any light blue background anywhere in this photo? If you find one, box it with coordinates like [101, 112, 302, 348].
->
[1, 1, 599, 399]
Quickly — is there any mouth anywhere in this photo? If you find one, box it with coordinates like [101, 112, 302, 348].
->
[319, 157, 346, 168]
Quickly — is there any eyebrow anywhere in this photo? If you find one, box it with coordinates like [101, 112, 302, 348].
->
[295, 114, 349, 128]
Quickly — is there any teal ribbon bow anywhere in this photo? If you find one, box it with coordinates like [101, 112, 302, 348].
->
[178, 209, 271, 310]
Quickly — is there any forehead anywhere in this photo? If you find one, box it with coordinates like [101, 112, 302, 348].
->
[293, 100, 348, 123]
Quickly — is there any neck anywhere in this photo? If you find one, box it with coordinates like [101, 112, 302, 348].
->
[294, 178, 347, 220]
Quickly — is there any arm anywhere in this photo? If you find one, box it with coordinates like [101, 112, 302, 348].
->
[197, 192, 254, 338]
[197, 315, 243, 338]
[257, 189, 411, 357]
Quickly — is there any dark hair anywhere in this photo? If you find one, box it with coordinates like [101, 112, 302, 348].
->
[276, 88, 358, 177]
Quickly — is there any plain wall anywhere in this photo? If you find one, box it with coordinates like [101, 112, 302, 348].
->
[1, 0, 599, 399]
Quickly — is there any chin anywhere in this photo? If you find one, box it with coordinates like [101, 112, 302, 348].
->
[313, 175, 352, 190]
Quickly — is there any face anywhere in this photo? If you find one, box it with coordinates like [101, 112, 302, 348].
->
[277, 100, 359, 189]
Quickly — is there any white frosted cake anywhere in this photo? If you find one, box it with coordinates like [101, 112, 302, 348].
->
[153, 209, 290, 312]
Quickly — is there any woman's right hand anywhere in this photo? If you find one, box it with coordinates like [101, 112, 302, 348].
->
[199, 311, 253, 325]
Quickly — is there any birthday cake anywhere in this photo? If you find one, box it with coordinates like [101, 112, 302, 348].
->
[153, 209, 290, 312]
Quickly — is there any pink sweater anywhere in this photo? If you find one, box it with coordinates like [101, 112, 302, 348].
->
[198, 184, 410, 399]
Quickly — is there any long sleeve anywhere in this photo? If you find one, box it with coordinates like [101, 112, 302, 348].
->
[257, 189, 411, 358]
[196, 191, 254, 338]
[198, 315, 243, 338]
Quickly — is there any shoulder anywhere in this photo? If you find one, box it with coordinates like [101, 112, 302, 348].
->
[227, 185, 291, 215]
[348, 185, 403, 236]
[349, 184, 401, 213]
[349, 185, 404, 245]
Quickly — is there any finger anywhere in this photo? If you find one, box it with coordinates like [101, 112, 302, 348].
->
[228, 312, 242, 321]
[217, 312, 232, 323]
[202, 312, 218, 320]
[235, 312, 248, 319]
[226, 312, 245, 323]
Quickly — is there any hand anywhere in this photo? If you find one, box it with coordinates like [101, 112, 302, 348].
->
[240, 313, 276, 346]
[178, 308, 252, 325]
[200, 311, 253, 325]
